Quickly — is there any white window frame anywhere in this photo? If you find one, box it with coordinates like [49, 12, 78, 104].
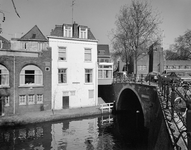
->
[84, 48, 92, 62]
[58, 46, 67, 61]
[70, 91, 75, 96]
[64, 25, 72, 38]
[20, 65, 43, 86]
[79, 27, 87, 39]
[85, 69, 93, 83]
[37, 94, 43, 104]
[28, 94, 35, 105]
[58, 68, 67, 84]
[89, 90, 94, 99]
[19, 95, 26, 105]
[0, 65, 9, 87]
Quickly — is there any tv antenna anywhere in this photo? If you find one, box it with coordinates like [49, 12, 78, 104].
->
[71, 0, 76, 23]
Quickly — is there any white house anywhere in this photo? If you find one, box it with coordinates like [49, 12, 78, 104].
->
[48, 22, 98, 110]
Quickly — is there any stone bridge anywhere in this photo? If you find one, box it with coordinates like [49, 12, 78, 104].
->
[98, 83, 161, 128]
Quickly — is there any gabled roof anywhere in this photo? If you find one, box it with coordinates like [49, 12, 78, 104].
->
[97, 44, 110, 57]
[0, 35, 11, 49]
[19, 25, 48, 42]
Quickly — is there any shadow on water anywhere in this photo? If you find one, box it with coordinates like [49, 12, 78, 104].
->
[102, 110, 149, 150]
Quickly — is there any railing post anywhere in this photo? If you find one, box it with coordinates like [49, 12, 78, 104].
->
[166, 82, 169, 109]
[186, 108, 191, 150]
[171, 84, 175, 121]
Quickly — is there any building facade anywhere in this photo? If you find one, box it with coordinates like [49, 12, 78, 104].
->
[97, 44, 113, 85]
[48, 22, 98, 110]
[0, 25, 51, 116]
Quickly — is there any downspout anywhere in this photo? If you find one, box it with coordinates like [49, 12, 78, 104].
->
[13, 55, 16, 114]
[95, 61, 98, 106]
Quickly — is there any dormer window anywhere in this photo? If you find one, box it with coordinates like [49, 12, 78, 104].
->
[64, 25, 72, 38]
[79, 27, 87, 39]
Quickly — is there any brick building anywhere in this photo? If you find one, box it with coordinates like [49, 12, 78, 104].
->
[0, 25, 52, 116]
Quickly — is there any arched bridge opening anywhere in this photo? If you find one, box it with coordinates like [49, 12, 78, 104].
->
[116, 88, 144, 126]
[114, 88, 147, 144]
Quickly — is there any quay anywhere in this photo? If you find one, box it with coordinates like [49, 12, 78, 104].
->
[0, 105, 110, 127]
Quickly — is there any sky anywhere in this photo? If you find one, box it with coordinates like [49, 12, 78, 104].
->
[0, 0, 191, 50]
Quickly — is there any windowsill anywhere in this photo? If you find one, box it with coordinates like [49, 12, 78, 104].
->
[58, 60, 67, 62]
[0, 85, 10, 88]
[19, 85, 43, 88]
[58, 83, 68, 86]
[84, 61, 92, 63]
[84, 83, 93, 85]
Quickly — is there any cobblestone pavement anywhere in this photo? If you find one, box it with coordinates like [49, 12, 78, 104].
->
[0, 105, 104, 127]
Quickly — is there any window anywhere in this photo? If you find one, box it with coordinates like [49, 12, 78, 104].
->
[64, 25, 72, 37]
[32, 34, 36, 39]
[63, 91, 69, 96]
[98, 70, 102, 78]
[20, 65, 43, 86]
[58, 47, 66, 61]
[28, 94, 35, 105]
[0, 96, 9, 106]
[80, 27, 87, 39]
[85, 69, 93, 83]
[0, 40, 2, 49]
[84, 48, 91, 62]
[19, 95, 26, 105]
[70, 91, 75, 96]
[0, 65, 9, 87]
[4, 96, 10, 107]
[58, 69, 67, 83]
[89, 90, 94, 99]
[104, 70, 112, 78]
[37, 94, 43, 104]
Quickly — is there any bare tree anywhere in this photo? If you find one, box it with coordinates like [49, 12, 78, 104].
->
[111, 0, 162, 75]
[11, 0, 20, 18]
[170, 29, 191, 60]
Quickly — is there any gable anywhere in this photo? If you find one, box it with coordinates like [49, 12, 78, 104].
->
[19, 25, 47, 42]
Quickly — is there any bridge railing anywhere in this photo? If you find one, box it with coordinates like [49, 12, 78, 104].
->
[113, 73, 147, 84]
[158, 75, 191, 150]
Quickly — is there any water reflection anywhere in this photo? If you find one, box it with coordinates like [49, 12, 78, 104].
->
[0, 110, 162, 150]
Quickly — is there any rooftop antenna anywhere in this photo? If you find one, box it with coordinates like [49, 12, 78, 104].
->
[71, 0, 75, 24]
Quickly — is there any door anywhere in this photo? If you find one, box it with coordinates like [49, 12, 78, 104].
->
[62, 96, 69, 109]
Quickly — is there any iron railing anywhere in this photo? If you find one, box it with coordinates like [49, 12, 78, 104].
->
[157, 75, 191, 150]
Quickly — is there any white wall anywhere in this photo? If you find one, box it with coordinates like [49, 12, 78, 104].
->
[49, 37, 98, 110]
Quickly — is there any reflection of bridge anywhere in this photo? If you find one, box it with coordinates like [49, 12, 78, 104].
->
[98, 76, 191, 150]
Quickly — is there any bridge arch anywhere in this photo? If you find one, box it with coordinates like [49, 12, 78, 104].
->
[116, 86, 145, 125]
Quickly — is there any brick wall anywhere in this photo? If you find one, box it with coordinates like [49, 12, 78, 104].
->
[0, 48, 52, 115]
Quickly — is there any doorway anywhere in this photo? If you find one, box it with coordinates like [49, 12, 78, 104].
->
[62, 96, 69, 109]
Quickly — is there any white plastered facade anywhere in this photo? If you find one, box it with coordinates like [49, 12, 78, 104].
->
[49, 36, 98, 110]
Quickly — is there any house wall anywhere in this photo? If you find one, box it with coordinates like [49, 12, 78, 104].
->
[49, 37, 98, 110]
[0, 48, 52, 115]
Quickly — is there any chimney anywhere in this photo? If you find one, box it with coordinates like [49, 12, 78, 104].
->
[73, 21, 79, 38]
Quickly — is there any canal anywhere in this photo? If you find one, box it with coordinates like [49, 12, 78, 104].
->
[0, 111, 172, 150]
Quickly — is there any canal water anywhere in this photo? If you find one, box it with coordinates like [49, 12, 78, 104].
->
[0, 111, 172, 150]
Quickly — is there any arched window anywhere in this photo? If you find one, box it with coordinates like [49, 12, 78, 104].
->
[0, 65, 9, 86]
[20, 65, 43, 86]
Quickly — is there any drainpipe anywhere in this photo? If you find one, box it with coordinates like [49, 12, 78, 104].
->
[13, 55, 16, 114]
[95, 61, 98, 106]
